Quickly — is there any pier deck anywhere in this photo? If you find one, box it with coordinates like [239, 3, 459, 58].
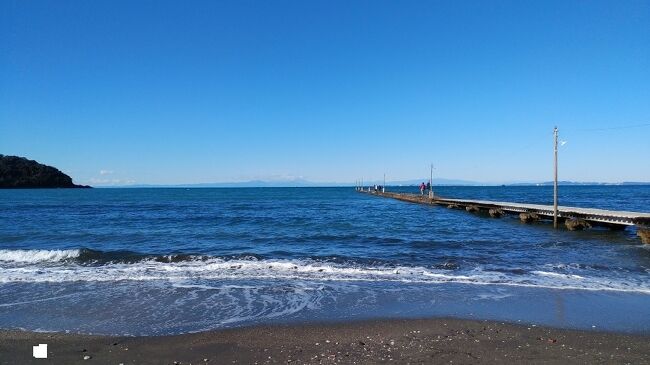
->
[359, 190, 650, 242]
[437, 197, 650, 226]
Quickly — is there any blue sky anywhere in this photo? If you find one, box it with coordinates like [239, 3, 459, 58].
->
[1, 0, 649, 185]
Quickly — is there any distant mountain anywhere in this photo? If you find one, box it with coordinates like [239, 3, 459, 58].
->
[101, 178, 650, 188]
[110, 177, 484, 188]
[378, 178, 484, 186]
[164, 179, 316, 188]
[0, 155, 90, 188]
[508, 181, 650, 186]
[118, 179, 338, 188]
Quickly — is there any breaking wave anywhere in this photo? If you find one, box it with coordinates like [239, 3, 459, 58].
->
[1, 249, 649, 294]
[0, 249, 81, 263]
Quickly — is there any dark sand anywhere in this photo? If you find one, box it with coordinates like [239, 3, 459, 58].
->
[1, 318, 649, 364]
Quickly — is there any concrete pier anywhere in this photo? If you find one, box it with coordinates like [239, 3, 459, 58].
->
[360, 190, 650, 243]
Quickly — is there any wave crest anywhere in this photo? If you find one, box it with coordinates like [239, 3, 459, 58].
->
[0, 249, 81, 263]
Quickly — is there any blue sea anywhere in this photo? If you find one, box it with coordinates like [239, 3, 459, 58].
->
[1, 186, 649, 335]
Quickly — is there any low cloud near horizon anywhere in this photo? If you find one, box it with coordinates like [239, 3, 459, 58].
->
[88, 177, 136, 186]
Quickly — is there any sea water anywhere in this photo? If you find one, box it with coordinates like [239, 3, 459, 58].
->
[0, 186, 649, 335]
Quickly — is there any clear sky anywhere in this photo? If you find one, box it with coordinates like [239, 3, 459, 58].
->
[1, 0, 649, 186]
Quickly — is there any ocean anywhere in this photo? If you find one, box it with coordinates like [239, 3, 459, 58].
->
[1, 186, 649, 335]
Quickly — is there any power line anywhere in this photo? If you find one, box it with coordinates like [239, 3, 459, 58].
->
[566, 122, 650, 132]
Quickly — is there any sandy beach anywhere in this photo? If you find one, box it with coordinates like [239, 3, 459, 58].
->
[1, 317, 649, 364]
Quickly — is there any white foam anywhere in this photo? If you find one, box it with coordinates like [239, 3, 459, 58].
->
[532, 271, 584, 280]
[0, 249, 80, 263]
[1, 256, 649, 294]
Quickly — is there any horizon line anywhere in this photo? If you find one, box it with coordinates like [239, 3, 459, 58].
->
[92, 181, 650, 188]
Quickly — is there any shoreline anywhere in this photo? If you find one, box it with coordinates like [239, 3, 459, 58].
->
[2, 317, 649, 364]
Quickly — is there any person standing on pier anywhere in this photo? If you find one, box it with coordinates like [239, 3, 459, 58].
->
[420, 182, 425, 195]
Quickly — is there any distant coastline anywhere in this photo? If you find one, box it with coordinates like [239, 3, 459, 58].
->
[96, 180, 650, 188]
[3, 154, 645, 189]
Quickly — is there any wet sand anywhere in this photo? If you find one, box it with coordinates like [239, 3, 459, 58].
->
[1, 318, 649, 364]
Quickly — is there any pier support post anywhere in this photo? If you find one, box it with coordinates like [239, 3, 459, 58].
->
[489, 208, 504, 218]
[465, 205, 480, 213]
[565, 218, 592, 231]
[638, 227, 650, 244]
[519, 212, 539, 223]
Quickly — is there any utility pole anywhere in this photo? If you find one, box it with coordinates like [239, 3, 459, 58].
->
[383, 173, 386, 193]
[554, 126, 559, 228]
[429, 163, 434, 198]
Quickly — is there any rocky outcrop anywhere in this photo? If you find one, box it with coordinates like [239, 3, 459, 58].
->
[447, 204, 461, 209]
[465, 205, 480, 213]
[0, 155, 90, 188]
[637, 228, 650, 244]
